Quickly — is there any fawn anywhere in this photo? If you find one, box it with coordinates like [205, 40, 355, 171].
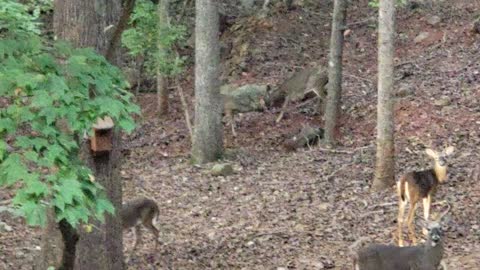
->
[120, 197, 161, 250]
[354, 204, 450, 270]
[397, 146, 454, 246]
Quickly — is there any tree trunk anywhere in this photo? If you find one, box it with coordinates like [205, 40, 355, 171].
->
[58, 220, 80, 270]
[324, 0, 348, 146]
[39, 1, 125, 270]
[191, 0, 223, 163]
[157, 0, 169, 117]
[373, 0, 396, 190]
[35, 209, 64, 270]
[75, 134, 124, 270]
[157, 74, 169, 116]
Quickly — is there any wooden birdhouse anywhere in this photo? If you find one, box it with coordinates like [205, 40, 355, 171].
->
[90, 116, 114, 153]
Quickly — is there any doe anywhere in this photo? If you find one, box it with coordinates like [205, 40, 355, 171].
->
[354, 204, 449, 270]
[120, 197, 161, 251]
[397, 146, 454, 246]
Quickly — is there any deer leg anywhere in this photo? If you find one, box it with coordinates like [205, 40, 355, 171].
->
[230, 115, 237, 138]
[225, 109, 236, 138]
[397, 198, 407, 246]
[407, 200, 418, 245]
[276, 97, 290, 123]
[144, 220, 160, 250]
[133, 225, 142, 251]
[422, 195, 431, 236]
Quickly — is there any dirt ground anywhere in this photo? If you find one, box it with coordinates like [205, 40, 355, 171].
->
[1, 0, 480, 269]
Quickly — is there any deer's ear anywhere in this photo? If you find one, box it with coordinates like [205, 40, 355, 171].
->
[425, 148, 438, 158]
[444, 146, 454, 156]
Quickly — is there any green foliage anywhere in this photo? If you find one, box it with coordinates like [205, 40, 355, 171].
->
[0, 0, 41, 37]
[0, 0, 139, 228]
[24, 0, 54, 13]
[121, 0, 187, 76]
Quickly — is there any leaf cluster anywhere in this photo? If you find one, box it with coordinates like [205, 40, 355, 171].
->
[0, 0, 139, 227]
[121, 0, 187, 76]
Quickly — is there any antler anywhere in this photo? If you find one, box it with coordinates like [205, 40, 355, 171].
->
[437, 201, 451, 222]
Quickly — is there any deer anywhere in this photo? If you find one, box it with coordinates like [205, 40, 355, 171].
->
[397, 146, 454, 246]
[354, 203, 450, 270]
[221, 84, 269, 138]
[120, 197, 161, 251]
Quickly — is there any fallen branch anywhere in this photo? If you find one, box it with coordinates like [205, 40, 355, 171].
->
[347, 17, 375, 28]
[323, 163, 351, 180]
[317, 144, 373, 154]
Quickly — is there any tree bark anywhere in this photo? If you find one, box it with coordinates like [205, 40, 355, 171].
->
[373, 0, 396, 190]
[41, 1, 125, 270]
[58, 220, 79, 270]
[35, 209, 64, 270]
[157, 0, 169, 117]
[75, 134, 124, 270]
[324, 0, 348, 146]
[191, 0, 223, 163]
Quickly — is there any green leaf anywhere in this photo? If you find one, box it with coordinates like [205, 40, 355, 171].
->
[0, 154, 28, 185]
[55, 175, 82, 205]
[44, 144, 63, 165]
[95, 197, 115, 223]
[24, 150, 38, 162]
[24, 174, 48, 196]
[118, 118, 135, 133]
[17, 200, 47, 226]
[31, 90, 53, 107]
[0, 140, 8, 161]
[53, 194, 66, 212]
[0, 118, 15, 133]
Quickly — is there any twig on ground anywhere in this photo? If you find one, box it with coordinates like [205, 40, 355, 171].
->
[344, 73, 374, 85]
[176, 82, 193, 144]
[347, 17, 375, 28]
[318, 144, 373, 154]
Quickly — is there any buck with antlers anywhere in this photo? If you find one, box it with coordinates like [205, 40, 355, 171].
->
[397, 146, 454, 246]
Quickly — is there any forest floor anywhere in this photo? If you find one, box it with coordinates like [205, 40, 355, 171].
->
[1, 0, 480, 269]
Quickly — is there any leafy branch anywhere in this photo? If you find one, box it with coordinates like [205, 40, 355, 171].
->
[0, 0, 139, 227]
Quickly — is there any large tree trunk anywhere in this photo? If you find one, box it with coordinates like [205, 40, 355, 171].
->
[373, 0, 396, 190]
[324, 0, 348, 146]
[191, 0, 223, 163]
[157, 0, 169, 117]
[37, 1, 125, 270]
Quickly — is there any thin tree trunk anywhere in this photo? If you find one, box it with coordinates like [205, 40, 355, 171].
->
[157, 0, 169, 116]
[373, 0, 396, 190]
[157, 73, 169, 116]
[324, 0, 348, 146]
[191, 0, 223, 163]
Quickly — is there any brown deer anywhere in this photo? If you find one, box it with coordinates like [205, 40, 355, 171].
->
[355, 203, 450, 270]
[397, 146, 454, 246]
[120, 198, 161, 251]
